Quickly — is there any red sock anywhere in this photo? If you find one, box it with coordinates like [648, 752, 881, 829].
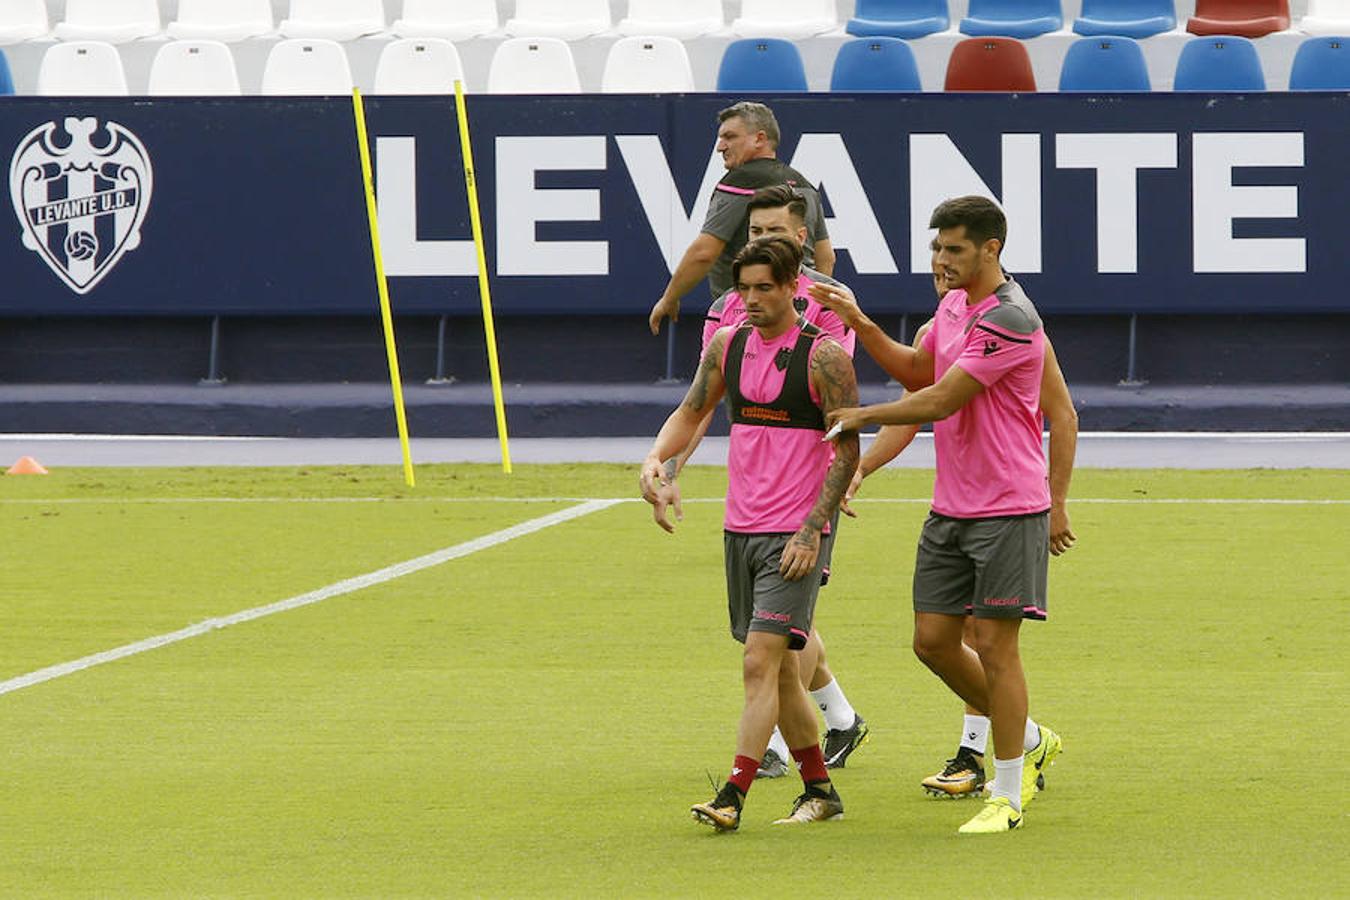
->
[728, 755, 758, 795]
[791, 745, 829, 785]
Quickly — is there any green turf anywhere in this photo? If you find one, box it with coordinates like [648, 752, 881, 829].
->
[1, 466, 1347, 897]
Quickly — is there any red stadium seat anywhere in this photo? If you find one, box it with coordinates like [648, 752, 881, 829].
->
[944, 37, 1037, 91]
[1187, 0, 1290, 38]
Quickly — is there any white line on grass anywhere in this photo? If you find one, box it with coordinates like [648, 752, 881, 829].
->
[0, 499, 621, 698]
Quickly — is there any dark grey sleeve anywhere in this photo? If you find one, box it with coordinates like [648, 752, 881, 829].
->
[807, 190, 830, 242]
[701, 190, 751, 242]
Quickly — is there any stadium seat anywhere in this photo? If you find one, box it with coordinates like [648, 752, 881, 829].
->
[0, 49, 13, 95]
[37, 42, 130, 96]
[944, 37, 1037, 91]
[261, 39, 354, 95]
[846, 0, 950, 40]
[601, 36, 695, 92]
[279, 0, 386, 42]
[1300, 0, 1350, 35]
[391, 0, 497, 41]
[374, 38, 464, 94]
[1058, 36, 1152, 90]
[147, 40, 241, 95]
[487, 38, 581, 93]
[831, 37, 922, 91]
[1187, 0, 1290, 37]
[1288, 36, 1350, 88]
[167, 0, 273, 42]
[0, 0, 49, 44]
[616, 0, 724, 40]
[716, 38, 809, 91]
[960, 0, 1064, 39]
[54, 0, 160, 43]
[1173, 35, 1267, 89]
[504, 0, 611, 41]
[1073, 0, 1178, 39]
[731, 0, 837, 39]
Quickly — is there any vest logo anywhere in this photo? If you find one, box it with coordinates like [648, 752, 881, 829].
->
[10, 117, 153, 295]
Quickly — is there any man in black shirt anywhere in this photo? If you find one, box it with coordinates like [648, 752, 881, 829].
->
[648, 101, 834, 335]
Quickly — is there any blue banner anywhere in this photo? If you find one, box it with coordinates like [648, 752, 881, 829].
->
[1, 93, 1347, 316]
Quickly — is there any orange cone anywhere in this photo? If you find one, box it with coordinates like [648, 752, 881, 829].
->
[6, 456, 49, 475]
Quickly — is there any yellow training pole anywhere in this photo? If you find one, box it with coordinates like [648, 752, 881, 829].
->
[352, 88, 416, 488]
[453, 78, 512, 474]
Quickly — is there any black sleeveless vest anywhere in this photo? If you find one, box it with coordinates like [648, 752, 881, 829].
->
[724, 320, 827, 432]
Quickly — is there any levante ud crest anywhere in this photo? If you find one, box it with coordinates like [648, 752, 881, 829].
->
[10, 117, 153, 295]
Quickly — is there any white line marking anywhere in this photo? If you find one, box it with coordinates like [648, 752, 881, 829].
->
[0, 499, 621, 698]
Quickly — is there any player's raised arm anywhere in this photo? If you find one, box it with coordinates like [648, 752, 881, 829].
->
[1039, 337, 1078, 555]
[780, 339, 859, 580]
[808, 282, 934, 391]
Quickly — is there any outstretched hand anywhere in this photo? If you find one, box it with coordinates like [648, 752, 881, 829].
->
[840, 465, 865, 518]
[806, 281, 863, 329]
[825, 406, 867, 437]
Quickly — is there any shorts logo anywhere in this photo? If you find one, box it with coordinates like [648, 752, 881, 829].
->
[753, 609, 791, 623]
[983, 597, 1023, 607]
[10, 117, 153, 295]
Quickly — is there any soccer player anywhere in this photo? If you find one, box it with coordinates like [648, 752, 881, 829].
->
[668, 185, 869, 778]
[648, 101, 833, 335]
[640, 236, 860, 831]
[837, 242, 1078, 801]
[821, 196, 1064, 834]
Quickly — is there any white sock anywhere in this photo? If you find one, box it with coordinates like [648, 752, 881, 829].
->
[960, 715, 989, 754]
[810, 679, 857, 732]
[992, 756, 1024, 812]
[1023, 717, 1041, 753]
[767, 727, 791, 762]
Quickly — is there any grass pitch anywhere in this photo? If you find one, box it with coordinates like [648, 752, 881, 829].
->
[1, 464, 1347, 897]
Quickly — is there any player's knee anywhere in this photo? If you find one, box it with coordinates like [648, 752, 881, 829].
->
[741, 643, 780, 687]
[912, 630, 944, 666]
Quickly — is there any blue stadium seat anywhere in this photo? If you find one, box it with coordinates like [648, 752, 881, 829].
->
[831, 37, 922, 90]
[1059, 36, 1152, 90]
[0, 49, 13, 95]
[717, 38, 808, 91]
[1289, 36, 1350, 89]
[960, 0, 1064, 39]
[1174, 35, 1266, 90]
[846, 0, 949, 40]
[1073, 0, 1178, 39]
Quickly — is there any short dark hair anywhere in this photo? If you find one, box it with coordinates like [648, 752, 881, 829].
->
[747, 185, 807, 225]
[929, 196, 1007, 253]
[717, 101, 780, 149]
[732, 235, 803, 288]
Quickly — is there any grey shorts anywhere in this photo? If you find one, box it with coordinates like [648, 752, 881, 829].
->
[912, 511, 1048, 620]
[724, 530, 831, 649]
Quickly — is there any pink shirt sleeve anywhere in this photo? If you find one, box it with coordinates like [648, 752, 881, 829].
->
[814, 308, 857, 357]
[954, 321, 1042, 387]
[701, 314, 720, 355]
[920, 325, 936, 355]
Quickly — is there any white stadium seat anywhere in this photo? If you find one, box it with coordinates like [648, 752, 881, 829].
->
[0, 0, 49, 44]
[37, 41, 129, 96]
[617, 0, 724, 40]
[391, 0, 498, 41]
[279, 0, 386, 42]
[504, 0, 611, 41]
[54, 0, 161, 44]
[374, 38, 465, 94]
[732, 0, 838, 39]
[148, 40, 242, 96]
[261, 38, 354, 95]
[602, 36, 695, 92]
[167, 0, 274, 43]
[487, 37, 581, 93]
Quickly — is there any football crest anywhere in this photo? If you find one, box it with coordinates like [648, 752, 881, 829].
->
[10, 117, 153, 295]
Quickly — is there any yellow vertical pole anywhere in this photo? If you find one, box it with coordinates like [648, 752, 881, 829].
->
[352, 88, 416, 487]
[453, 79, 512, 474]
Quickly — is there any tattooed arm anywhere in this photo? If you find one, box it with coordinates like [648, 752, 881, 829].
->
[640, 329, 730, 532]
[779, 338, 861, 581]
